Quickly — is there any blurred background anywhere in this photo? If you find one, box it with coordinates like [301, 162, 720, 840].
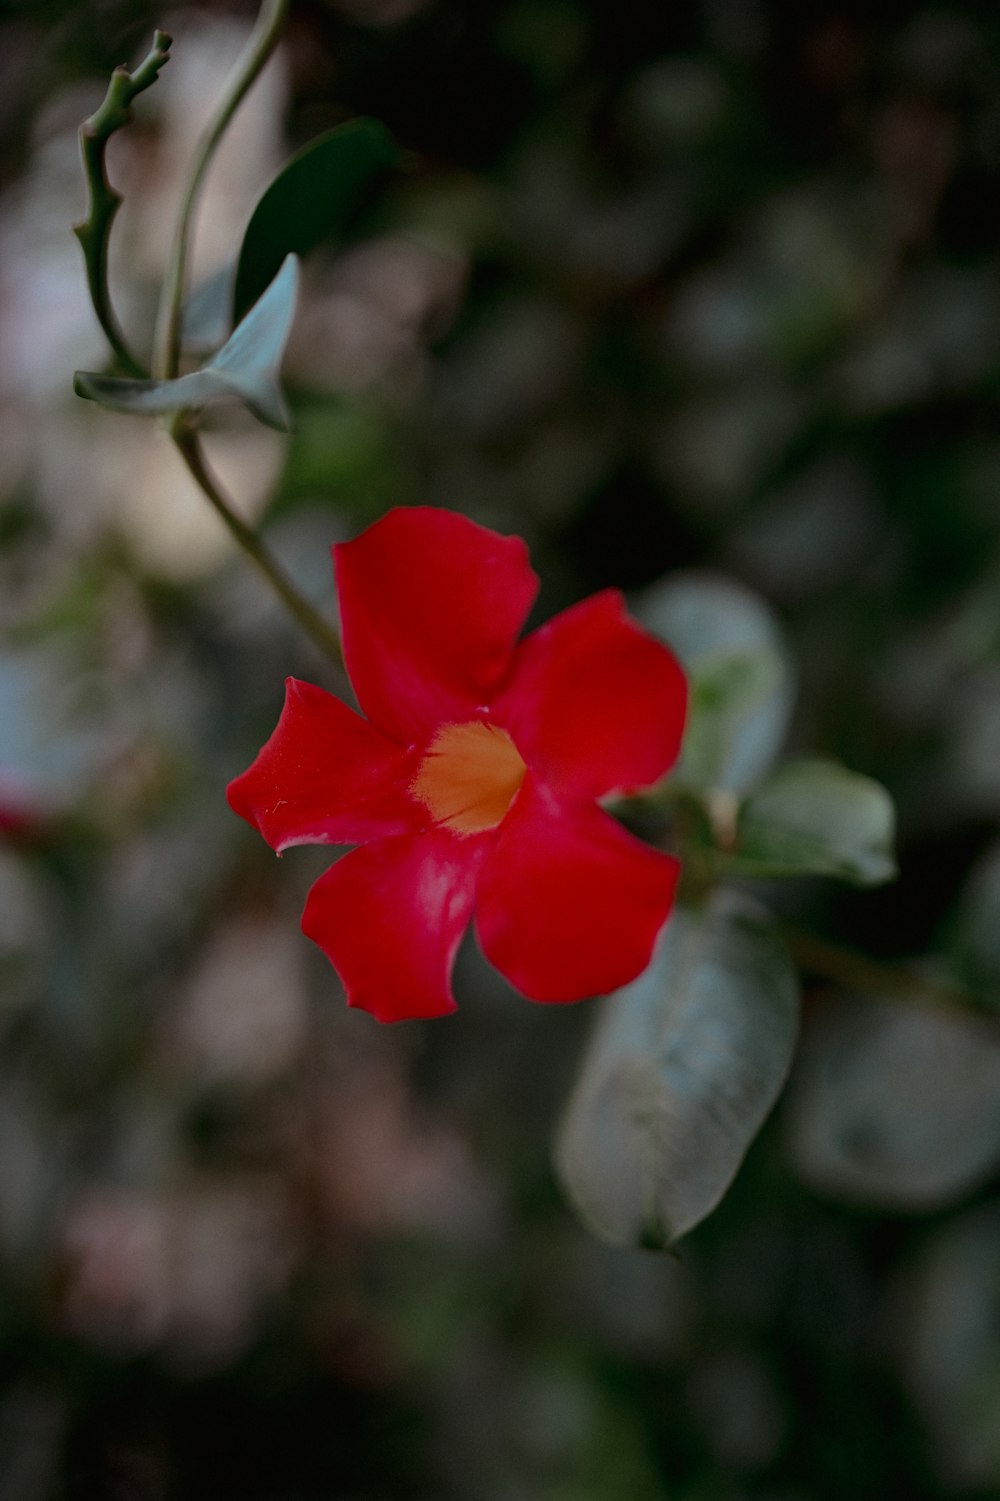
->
[3, 0, 1000, 1495]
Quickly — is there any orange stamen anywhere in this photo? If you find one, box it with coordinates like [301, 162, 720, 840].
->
[411, 721, 526, 835]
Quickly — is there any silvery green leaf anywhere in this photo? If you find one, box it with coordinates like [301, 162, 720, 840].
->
[637, 571, 793, 794]
[947, 841, 1000, 1008]
[898, 1203, 1000, 1488]
[787, 993, 1000, 1210]
[731, 758, 897, 886]
[556, 891, 799, 1248]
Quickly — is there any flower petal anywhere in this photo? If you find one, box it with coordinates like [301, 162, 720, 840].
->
[335, 507, 539, 744]
[227, 678, 421, 851]
[301, 830, 488, 1021]
[493, 589, 688, 801]
[476, 777, 679, 1003]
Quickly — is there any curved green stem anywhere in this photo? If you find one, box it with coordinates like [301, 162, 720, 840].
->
[172, 422, 344, 668]
[74, 31, 173, 377]
[787, 928, 970, 1013]
[152, 0, 290, 380]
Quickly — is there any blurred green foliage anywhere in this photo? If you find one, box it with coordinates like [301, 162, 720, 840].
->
[4, 0, 1000, 1496]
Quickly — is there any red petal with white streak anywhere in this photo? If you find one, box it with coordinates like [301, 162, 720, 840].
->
[227, 678, 421, 851]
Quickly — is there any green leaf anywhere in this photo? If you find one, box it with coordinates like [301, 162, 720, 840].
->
[233, 118, 401, 325]
[637, 571, 794, 794]
[787, 993, 1000, 1210]
[74, 255, 299, 431]
[901, 1203, 1000, 1488]
[731, 757, 897, 885]
[946, 841, 1000, 1008]
[555, 891, 799, 1248]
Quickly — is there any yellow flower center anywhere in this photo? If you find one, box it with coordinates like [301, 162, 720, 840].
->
[411, 721, 526, 835]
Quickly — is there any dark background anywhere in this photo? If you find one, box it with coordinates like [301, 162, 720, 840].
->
[2, 0, 1000, 1496]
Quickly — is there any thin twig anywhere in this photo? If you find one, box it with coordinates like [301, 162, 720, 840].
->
[786, 928, 971, 1012]
[74, 31, 173, 377]
[152, 0, 290, 380]
[172, 423, 345, 668]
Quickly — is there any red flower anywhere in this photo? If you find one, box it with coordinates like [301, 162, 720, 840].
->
[227, 508, 687, 1022]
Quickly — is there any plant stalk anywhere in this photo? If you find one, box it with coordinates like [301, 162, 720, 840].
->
[75, 30, 173, 377]
[172, 423, 344, 668]
[787, 928, 970, 1014]
[152, 0, 290, 380]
